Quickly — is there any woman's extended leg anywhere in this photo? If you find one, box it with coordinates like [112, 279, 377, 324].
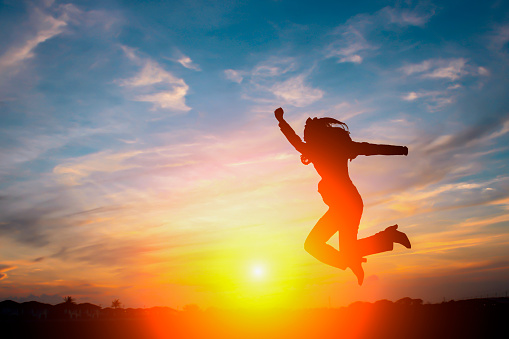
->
[357, 225, 411, 257]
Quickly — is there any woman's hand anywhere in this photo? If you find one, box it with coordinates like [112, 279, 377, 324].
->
[274, 107, 284, 122]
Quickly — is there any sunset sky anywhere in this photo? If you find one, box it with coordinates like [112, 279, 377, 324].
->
[1, 0, 509, 309]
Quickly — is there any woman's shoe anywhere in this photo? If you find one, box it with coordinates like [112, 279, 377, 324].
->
[349, 259, 365, 286]
[386, 224, 411, 249]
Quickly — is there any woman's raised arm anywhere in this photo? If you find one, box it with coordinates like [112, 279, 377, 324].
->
[275, 107, 307, 154]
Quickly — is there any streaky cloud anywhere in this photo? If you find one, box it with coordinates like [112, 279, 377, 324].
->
[177, 56, 201, 71]
[399, 58, 471, 81]
[0, 265, 16, 280]
[326, 3, 435, 63]
[231, 57, 321, 107]
[118, 46, 191, 112]
[270, 75, 323, 107]
[381, 4, 436, 27]
[224, 69, 243, 83]
[0, 7, 66, 75]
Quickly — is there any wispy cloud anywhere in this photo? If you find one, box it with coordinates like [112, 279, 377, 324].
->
[0, 2, 119, 78]
[326, 20, 374, 64]
[401, 89, 457, 110]
[387, 176, 509, 218]
[270, 75, 324, 107]
[224, 69, 243, 83]
[400, 58, 471, 81]
[326, 3, 435, 64]
[177, 55, 201, 71]
[380, 4, 436, 27]
[0, 265, 16, 280]
[0, 8, 66, 75]
[251, 57, 297, 77]
[226, 57, 322, 107]
[329, 101, 368, 121]
[119, 46, 191, 112]
[488, 23, 509, 52]
[398, 58, 490, 110]
[352, 112, 509, 224]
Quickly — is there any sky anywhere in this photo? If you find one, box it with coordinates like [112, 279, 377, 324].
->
[0, 0, 508, 309]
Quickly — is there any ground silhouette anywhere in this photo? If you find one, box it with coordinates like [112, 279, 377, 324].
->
[1, 297, 508, 339]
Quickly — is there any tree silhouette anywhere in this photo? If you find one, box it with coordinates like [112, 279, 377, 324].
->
[111, 298, 122, 309]
[182, 304, 200, 313]
[63, 296, 76, 304]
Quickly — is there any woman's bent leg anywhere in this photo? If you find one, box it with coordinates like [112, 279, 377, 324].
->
[337, 211, 366, 285]
[304, 209, 349, 270]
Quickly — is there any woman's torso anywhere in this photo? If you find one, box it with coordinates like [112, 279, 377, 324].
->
[308, 145, 363, 209]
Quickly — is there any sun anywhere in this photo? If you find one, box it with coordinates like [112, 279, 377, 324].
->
[251, 265, 265, 279]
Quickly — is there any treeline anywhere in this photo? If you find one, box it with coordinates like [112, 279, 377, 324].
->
[1, 297, 508, 339]
[0, 298, 179, 321]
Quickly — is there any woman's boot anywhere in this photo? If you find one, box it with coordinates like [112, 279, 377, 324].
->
[385, 224, 411, 249]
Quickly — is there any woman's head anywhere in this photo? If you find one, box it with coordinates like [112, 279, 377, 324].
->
[303, 117, 351, 145]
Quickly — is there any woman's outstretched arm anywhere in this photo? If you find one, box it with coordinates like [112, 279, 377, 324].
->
[275, 107, 307, 154]
[352, 141, 408, 157]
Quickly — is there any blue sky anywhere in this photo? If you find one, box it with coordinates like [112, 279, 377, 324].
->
[1, 0, 509, 308]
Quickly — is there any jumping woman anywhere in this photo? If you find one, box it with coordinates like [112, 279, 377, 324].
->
[275, 107, 411, 285]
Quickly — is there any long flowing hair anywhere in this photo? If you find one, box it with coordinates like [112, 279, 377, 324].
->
[301, 117, 352, 164]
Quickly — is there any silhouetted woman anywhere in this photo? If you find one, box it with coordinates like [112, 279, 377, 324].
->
[275, 107, 411, 285]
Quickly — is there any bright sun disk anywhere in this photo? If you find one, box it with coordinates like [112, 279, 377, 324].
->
[252, 265, 265, 278]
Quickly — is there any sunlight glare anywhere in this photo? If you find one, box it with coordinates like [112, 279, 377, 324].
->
[252, 265, 265, 279]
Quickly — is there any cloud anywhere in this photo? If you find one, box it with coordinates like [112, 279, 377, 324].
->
[422, 59, 468, 81]
[53, 150, 143, 186]
[488, 23, 509, 52]
[381, 5, 435, 27]
[351, 111, 509, 229]
[477, 66, 490, 76]
[224, 69, 243, 83]
[399, 60, 433, 75]
[386, 176, 509, 219]
[57, 3, 121, 32]
[0, 2, 119, 78]
[327, 22, 373, 64]
[0, 125, 115, 179]
[423, 114, 509, 154]
[398, 58, 490, 110]
[401, 89, 456, 110]
[163, 51, 201, 71]
[0, 265, 16, 280]
[330, 101, 368, 121]
[135, 86, 190, 111]
[119, 46, 191, 112]
[0, 184, 75, 247]
[177, 56, 201, 71]
[51, 240, 164, 267]
[270, 75, 324, 107]
[228, 57, 322, 107]
[400, 58, 471, 81]
[326, 4, 435, 63]
[251, 58, 297, 77]
[0, 8, 66, 75]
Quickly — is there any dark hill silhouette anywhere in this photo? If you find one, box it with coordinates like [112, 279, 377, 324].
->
[1, 297, 508, 339]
